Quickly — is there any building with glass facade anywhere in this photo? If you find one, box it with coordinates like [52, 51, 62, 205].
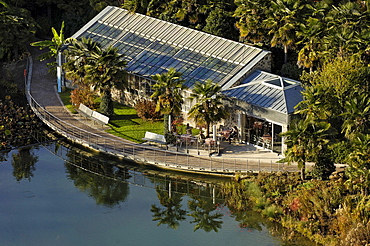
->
[71, 6, 303, 153]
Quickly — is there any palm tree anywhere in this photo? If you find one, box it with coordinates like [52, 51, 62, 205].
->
[31, 21, 72, 73]
[296, 0, 331, 71]
[84, 45, 127, 116]
[187, 79, 228, 137]
[234, 0, 270, 44]
[263, 0, 300, 64]
[63, 37, 100, 86]
[150, 68, 187, 135]
[322, 1, 367, 59]
[341, 91, 370, 141]
[281, 118, 332, 180]
[188, 195, 223, 232]
[296, 17, 324, 72]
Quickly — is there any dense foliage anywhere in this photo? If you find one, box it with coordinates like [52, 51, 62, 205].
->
[222, 172, 370, 245]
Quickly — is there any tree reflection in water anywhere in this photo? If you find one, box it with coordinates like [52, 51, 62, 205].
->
[151, 181, 223, 232]
[64, 148, 131, 207]
[11, 147, 38, 181]
[151, 186, 187, 229]
[187, 194, 223, 232]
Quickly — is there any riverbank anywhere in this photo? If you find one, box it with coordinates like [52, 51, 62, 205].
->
[221, 172, 370, 246]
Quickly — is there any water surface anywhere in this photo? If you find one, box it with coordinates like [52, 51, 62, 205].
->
[0, 144, 312, 246]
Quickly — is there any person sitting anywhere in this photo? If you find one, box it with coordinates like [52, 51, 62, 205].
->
[186, 123, 192, 135]
[198, 132, 206, 145]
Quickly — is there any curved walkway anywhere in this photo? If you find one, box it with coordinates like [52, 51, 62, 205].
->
[26, 46, 301, 176]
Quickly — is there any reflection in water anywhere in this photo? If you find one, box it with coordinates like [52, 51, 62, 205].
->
[64, 147, 132, 207]
[151, 187, 187, 229]
[5, 141, 315, 245]
[188, 194, 223, 232]
[65, 162, 130, 207]
[11, 147, 39, 181]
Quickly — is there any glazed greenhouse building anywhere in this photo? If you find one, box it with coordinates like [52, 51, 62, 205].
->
[71, 6, 303, 153]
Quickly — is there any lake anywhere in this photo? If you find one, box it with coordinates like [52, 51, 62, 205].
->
[0, 142, 313, 246]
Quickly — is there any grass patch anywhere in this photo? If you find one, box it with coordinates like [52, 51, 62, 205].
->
[59, 88, 77, 114]
[58, 90, 164, 143]
[107, 102, 164, 143]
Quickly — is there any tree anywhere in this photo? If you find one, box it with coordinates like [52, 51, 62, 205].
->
[63, 37, 127, 116]
[188, 194, 223, 232]
[341, 91, 370, 141]
[263, 0, 300, 64]
[203, 7, 238, 40]
[150, 68, 187, 135]
[84, 45, 127, 116]
[322, 1, 370, 60]
[187, 79, 228, 137]
[31, 21, 72, 73]
[63, 37, 101, 86]
[65, 160, 130, 207]
[11, 147, 38, 181]
[234, 0, 270, 44]
[0, 1, 37, 62]
[345, 134, 370, 195]
[299, 56, 370, 135]
[296, 17, 324, 72]
[120, 0, 150, 14]
[280, 118, 332, 180]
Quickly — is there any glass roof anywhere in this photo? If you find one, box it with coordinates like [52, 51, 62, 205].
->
[72, 6, 269, 89]
[222, 70, 303, 114]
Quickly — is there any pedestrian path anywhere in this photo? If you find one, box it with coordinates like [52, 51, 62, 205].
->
[27, 46, 301, 175]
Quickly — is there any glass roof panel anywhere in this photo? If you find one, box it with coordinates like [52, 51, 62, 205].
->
[74, 7, 269, 89]
[206, 38, 227, 56]
[162, 58, 181, 68]
[265, 79, 282, 87]
[166, 27, 191, 45]
[113, 12, 133, 28]
[145, 21, 168, 38]
[156, 24, 177, 41]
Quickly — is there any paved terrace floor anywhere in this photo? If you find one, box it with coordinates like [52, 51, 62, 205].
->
[28, 46, 305, 175]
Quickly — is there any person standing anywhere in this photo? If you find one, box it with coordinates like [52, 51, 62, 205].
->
[228, 126, 238, 144]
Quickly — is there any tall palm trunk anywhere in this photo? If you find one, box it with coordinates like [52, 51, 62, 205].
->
[284, 45, 288, 64]
[163, 114, 169, 135]
[100, 88, 113, 116]
[301, 165, 306, 180]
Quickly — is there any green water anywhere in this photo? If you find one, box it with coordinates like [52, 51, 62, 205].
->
[0, 143, 313, 246]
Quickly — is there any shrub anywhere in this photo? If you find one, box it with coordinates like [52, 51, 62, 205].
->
[262, 204, 284, 219]
[135, 99, 161, 121]
[70, 86, 95, 108]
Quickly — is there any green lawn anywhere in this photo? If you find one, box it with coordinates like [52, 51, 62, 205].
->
[107, 103, 163, 143]
[59, 90, 164, 143]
